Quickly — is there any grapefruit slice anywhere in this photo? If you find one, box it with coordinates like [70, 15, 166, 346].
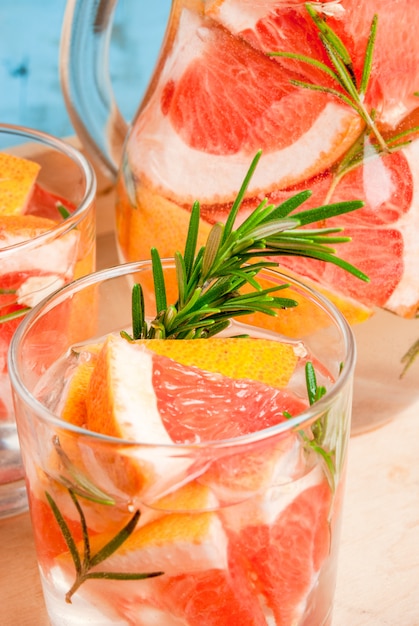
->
[0, 152, 40, 215]
[0, 214, 57, 243]
[130, 9, 363, 205]
[271, 139, 419, 317]
[26, 183, 75, 220]
[84, 335, 306, 445]
[58, 334, 306, 500]
[64, 334, 305, 442]
[234, 478, 332, 625]
[115, 177, 213, 266]
[206, 0, 419, 128]
[151, 346, 306, 444]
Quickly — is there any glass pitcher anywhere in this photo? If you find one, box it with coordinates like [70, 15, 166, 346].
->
[60, 0, 419, 432]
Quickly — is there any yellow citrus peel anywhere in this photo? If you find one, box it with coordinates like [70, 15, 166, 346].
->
[0, 152, 40, 216]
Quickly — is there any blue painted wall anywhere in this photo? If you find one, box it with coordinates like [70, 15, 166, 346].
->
[0, 1, 171, 137]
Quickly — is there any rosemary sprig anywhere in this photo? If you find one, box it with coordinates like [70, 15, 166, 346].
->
[0, 305, 30, 325]
[46, 489, 163, 603]
[267, 5, 419, 369]
[53, 436, 116, 506]
[122, 151, 367, 342]
[400, 335, 419, 378]
[269, 4, 419, 203]
[270, 6, 384, 149]
[283, 362, 335, 488]
[305, 362, 334, 475]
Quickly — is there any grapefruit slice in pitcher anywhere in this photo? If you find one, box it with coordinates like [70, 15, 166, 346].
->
[125, 4, 419, 320]
[206, 0, 419, 128]
[131, 9, 363, 205]
[271, 139, 419, 318]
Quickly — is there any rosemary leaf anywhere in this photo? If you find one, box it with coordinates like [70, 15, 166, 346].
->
[175, 251, 187, 309]
[151, 248, 167, 314]
[132, 283, 145, 340]
[359, 14, 378, 96]
[245, 218, 299, 241]
[0, 307, 30, 325]
[319, 35, 359, 100]
[269, 51, 340, 84]
[289, 79, 363, 115]
[202, 223, 224, 278]
[400, 338, 419, 378]
[54, 439, 116, 506]
[184, 200, 200, 280]
[89, 511, 141, 568]
[306, 362, 326, 405]
[291, 200, 364, 225]
[84, 570, 163, 582]
[46, 491, 82, 574]
[69, 489, 91, 568]
[266, 190, 312, 219]
[222, 150, 262, 243]
[305, 3, 353, 68]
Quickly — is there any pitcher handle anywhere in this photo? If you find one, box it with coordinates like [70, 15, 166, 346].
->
[60, 0, 126, 181]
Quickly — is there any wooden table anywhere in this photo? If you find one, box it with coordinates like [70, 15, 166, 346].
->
[1, 175, 419, 624]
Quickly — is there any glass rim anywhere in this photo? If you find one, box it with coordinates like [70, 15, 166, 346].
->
[8, 259, 356, 450]
[0, 122, 96, 255]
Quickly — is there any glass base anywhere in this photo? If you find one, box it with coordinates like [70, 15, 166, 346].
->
[0, 478, 28, 519]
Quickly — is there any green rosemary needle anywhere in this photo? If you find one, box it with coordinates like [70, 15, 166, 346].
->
[400, 335, 419, 378]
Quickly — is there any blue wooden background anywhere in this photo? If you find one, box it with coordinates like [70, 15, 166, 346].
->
[0, 1, 171, 137]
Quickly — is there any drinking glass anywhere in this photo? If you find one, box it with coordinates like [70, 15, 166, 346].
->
[0, 123, 96, 518]
[9, 260, 354, 625]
